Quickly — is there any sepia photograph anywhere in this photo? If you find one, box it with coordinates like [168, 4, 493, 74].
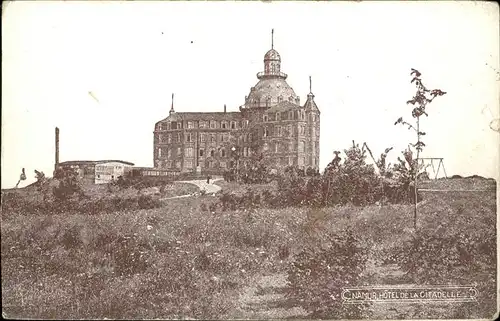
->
[1, 1, 499, 320]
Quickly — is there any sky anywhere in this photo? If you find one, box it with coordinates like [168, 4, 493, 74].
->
[2, 1, 499, 189]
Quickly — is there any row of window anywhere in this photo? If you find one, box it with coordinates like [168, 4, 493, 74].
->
[155, 159, 229, 170]
[158, 132, 253, 144]
[157, 120, 243, 131]
[157, 146, 250, 159]
[262, 141, 306, 153]
[246, 96, 300, 107]
[262, 125, 311, 138]
[262, 110, 317, 122]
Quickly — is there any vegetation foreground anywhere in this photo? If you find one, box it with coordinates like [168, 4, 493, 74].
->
[1, 177, 497, 320]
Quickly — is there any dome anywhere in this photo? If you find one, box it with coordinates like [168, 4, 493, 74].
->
[264, 49, 281, 61]
[246, 78, 298, 108]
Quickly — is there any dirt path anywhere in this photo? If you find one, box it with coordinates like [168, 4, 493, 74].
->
[227, 273, 308, 319]
[160, 178, 223, 200]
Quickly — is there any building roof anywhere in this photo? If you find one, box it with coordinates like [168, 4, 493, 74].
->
[157, 111, 242, 124]
[303, 93, 320, 114]
[58, 160, 135, 166]
[264, 49, 281, 61]
[246, 78, 298, 107]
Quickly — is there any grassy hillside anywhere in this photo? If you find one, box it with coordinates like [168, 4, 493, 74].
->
[1, 178, 497, 319]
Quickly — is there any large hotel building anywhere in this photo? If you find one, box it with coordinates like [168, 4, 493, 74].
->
[153, 34, 320, 175]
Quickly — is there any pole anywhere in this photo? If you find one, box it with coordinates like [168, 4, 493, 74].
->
[414, 117, 420, 230]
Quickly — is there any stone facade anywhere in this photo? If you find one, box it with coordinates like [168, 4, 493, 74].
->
[153, 41, 320, 175]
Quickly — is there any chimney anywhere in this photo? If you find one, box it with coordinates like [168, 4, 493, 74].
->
[224, 104, 227, 113]
[55, 127, 60, 168]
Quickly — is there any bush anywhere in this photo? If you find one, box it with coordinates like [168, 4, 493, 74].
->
[138, 195, 161, 209]
[286, 230, 372, 319]
[52, 167, 84, 201]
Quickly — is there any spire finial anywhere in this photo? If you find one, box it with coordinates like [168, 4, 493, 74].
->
[271, 29, 274, 49]
[309, 76, 312, 93]
[170, 93, 175, 114]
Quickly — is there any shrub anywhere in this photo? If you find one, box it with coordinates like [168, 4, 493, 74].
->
[286, 230, 372, 319]
[52, 167, 84, 201]
[138, 195, 161, 209]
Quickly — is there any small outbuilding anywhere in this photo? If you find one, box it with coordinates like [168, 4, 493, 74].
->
[56, 160, 134, 184]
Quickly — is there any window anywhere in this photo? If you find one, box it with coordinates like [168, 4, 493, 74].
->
[276, 112, 280, 121]
[276, 126, 282, 137]
[201, 133, 206, 142]
[199, 149, 204, 157]
[221, 149, 226, 157]
[167, 160, 173, 168]
[208, 161, 214, 168]
[175, 160, 181, 168]
[167, 122, 171, 130]
[171, 122, 177, 130]
[211, 134, 216, 143]
[278, 96, 283, 103]
[222, 122, 227, 129]
[187, 121, 193, 129]
[220, 161, 226, 169]
[167, 149, 172, 159]
[186, 133, 192, 142]
[263, 114, 268, 122]
[158, 123, 163, 131]
[312, 114, 315, 122]
[185, 160, 193, 168]
[223, 133, 228, 142]
[210, 121, 216, 129]
[158, 148, 162, 158]
[288, 125, 293, 137]
[167, 134, 172, 143]
[185, 147, 193, 157]
[300, 125, 305, 136]
[243, 147, 248, 157]
[263, 143, 269, 151]
[231, 121, 236, 129]
[210, 150, 215, 157]
[177, 147, 181, 156]
[274, 143, 278, 153]
[264, 128, 269, 137]
[200, 121, 206, 129]
[299, 141, 305, 152]
[288, 111, 293, 119]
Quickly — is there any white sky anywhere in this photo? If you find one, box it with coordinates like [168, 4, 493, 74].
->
[2, 1, 499, 188]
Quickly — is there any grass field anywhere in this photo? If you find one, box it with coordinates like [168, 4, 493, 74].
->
[1, 178, 497, 319]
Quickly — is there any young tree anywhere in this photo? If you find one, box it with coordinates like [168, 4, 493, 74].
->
[394, 68, 446, 229]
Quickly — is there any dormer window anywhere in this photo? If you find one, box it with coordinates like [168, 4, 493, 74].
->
[158, 123, 163, 131]
[263, 114, 268, 122]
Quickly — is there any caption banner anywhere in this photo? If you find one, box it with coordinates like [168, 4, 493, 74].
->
[341, 285, 478, 304]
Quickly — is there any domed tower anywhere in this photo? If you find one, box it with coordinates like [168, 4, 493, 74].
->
[243, 30, 300, 109]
